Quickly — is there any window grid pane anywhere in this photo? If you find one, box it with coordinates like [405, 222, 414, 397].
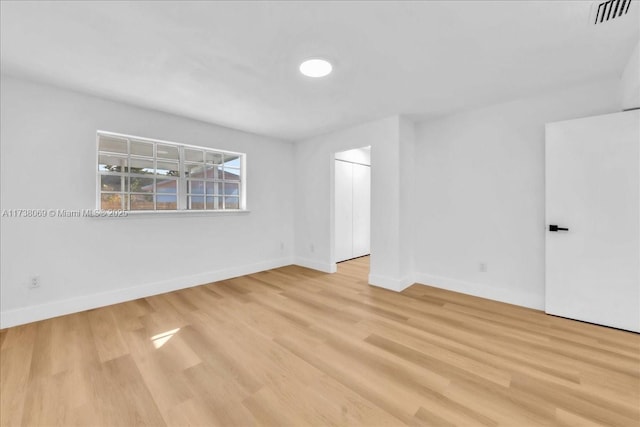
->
[98, 133, 243, 211]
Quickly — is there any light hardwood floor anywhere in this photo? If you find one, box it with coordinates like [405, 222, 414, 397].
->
[1, 256, 639, 426]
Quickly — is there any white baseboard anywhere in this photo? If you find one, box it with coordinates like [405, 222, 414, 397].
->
[294, 257, 337, 273]
[414, 272, 544, 310]
[369, 273, 415, 292]
[0, 257, 293, 329]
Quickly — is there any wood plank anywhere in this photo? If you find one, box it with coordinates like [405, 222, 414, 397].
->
[1, 256, 638, 426]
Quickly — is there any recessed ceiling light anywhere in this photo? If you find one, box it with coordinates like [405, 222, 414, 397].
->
[299, 58, 332, 78]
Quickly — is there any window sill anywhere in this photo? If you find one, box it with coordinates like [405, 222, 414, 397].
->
[90, 209, 251, 218]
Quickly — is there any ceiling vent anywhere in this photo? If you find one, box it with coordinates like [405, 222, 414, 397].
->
[592, 0, 633, 24]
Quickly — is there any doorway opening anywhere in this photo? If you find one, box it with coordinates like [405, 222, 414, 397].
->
[334, 146, 371, 269]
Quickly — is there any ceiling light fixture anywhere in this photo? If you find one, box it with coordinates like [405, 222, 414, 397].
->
[299, 58, 332, 78]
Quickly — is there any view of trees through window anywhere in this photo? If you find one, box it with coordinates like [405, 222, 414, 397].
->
[98, 132, 244, 211]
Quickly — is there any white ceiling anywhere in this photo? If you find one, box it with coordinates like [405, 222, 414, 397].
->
[1, 1, 638, 141]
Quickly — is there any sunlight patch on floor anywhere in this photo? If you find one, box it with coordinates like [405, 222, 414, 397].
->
[151, 328, 180, 349]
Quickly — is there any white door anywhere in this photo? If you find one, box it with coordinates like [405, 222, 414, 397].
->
[352, 163, 371, 257]
[545, 110, 639, 332]
[335, 160, 353, 262]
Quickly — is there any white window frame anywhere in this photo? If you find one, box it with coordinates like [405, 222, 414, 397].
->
[96, 130, 247, 212]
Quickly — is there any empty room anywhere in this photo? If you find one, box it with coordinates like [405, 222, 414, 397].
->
[1, 1, 639, 426]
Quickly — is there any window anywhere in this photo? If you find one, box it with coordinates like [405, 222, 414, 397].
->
[97, 132, 245, 211]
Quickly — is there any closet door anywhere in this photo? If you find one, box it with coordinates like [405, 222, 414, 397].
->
[335, 160, 354, 262]
[352, 163, 371, 257]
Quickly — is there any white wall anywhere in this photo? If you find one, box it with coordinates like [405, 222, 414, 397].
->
[294, 116, 414, 290]
[413, 78, 622, 309]
[620, 40, 639, 111]
[0, 76, 295, 328]
[294, 116, 397, 273]
[398, 117, 415, 282]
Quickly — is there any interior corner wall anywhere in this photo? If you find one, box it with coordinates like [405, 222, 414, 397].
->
[413, 78, 622, 310]
[398, 117, 416, 284]
[0, 75, 295, 328]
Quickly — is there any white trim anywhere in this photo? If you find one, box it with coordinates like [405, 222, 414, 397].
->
[368, 273, 415, 292]
[89, 209, 251, 218]
[294, 257, 337, 273]
[0, 257, 292, 329]
[414, 272, 544, 310]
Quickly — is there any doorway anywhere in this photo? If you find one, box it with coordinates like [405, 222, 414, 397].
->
[334, 146, 371, 263]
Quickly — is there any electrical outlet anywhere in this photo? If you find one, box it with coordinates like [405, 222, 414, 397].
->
[310, 243, 315, 253]
[280, 242, 285, 251]
[29, 275, 40, 289]
[479, 263, 488, 272]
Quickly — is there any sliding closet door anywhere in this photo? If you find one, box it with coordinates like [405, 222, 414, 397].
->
[352, 163, 371, 258]
[335, 159, 371, 263]
[335, 160, 354, 262]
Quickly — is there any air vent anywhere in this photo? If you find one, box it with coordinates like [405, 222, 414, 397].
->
[593, 0, 632, 24]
